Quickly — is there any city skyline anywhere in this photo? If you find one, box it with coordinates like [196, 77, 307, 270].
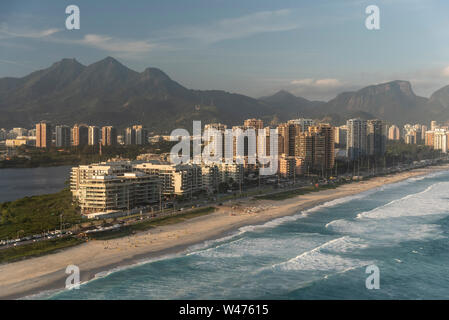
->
[3, 1, 449, 303]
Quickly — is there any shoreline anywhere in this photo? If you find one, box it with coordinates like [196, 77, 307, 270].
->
[1, 164, 449, 300]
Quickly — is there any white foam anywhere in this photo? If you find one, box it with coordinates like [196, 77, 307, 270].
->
[272, 236, 372, 272]
[356, 182, 448, 220]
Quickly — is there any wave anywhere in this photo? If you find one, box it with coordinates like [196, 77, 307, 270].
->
[356, 182, 448, 220]
[270, 236, 372, 272]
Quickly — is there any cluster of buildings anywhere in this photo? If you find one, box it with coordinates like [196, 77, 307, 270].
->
[0, 127, 36, 147]
[70, 160, 244, 215]
[386, 120, 449, 153]
[198, 118, 336, 178]
[322, 119, 387, 161]
[38, 122, 148, 148]
[0, 122, 150, 149]
[423, 121, 449, 153]
[70, 117, 391, 217]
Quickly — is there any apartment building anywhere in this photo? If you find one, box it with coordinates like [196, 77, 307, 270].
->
[367, 120, 386, 156]
[72, 124, 88, 147]
[101, 126, 117, 146]
[88, 126, 101, 146]
[134, 162, 203, 196]
[55, 125, 71, 148]
[70, 161, 158, 214]
[36, 121, 52, 148]
[346, 119, 367, 160]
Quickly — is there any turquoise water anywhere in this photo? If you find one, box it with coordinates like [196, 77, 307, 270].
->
[48, 170, 449, 299]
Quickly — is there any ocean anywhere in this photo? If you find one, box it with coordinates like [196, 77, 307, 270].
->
[47, 169, 449, 299]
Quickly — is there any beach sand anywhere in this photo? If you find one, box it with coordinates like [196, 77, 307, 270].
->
[1, 164, 448, 299]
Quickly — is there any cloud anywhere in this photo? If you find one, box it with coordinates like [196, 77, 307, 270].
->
[0, 24, 61, 39]
[291, 78, 343, 88]
[0, 58, 31, 69]
[442, 66, 449, 77]
[315, 78, 342, 87]
[168, 9, 300, 43]
[0, 23, 157, 56]
[282, 78, 349, 101]
[79, 34, 156, 54]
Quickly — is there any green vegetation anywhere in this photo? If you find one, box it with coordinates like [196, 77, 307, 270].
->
[332, 141, 442, 176]
[256, 184, 339, 201]
[385, 141, 441, 165]
[0, 188, 82, 240]
[0, 237, 84, 264]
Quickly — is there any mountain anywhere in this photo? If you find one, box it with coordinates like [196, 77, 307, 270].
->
[0, 57, 270, 131]
[427, 85, 449, 116]
[319, 80, 429, 125]
[259, 90, 325, 117]
[0, 58, 449, 131]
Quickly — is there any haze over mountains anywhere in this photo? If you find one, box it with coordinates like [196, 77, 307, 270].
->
[1, 57, 449, 132]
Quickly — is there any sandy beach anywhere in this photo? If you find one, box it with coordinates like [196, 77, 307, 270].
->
[1, 164, 449, 300]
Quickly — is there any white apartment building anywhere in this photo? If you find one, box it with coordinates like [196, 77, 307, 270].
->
[288, 119, 315, 132]
[71, 161, 159, 214]
[217, 163, 244, 185]
[134, 162, 203, 196]
[434, 129, 448, 153]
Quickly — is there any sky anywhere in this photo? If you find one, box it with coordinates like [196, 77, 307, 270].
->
[1, 0, 449, 101]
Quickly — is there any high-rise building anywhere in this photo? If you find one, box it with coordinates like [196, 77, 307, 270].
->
[288, 119, 314, 132]
[204, 123, 227, 160]
[133, 125, 148, 145]
[244, 119, 263, 130]
[277, 122, 301, 156]
[434, 129, 448, 153]
[425, 131, 435, 147]
[233, 125, 261, 168]
[72, 124, 88, 147]
[36, 121, 52, 148]
[101, 126, 117, 146]
[367, 120, 386, 156]
[431, 121, 438, 131]
[309, 124, 335, 170]
[295, 124, 335, 171]
[346, 119, 367, 160]
[295, 132, 314, 166]
[388, 125, 400, 141]
[421, 125, 428, 141]
[334, 125, 348, 147]
[55, 125, 71, 148]
[88, 126, 100, 146]
[405, 134, 415, 145]
[125, 127, 136, 145]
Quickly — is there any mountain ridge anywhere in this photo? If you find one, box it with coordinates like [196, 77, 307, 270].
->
[0, 57, 448, 131]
